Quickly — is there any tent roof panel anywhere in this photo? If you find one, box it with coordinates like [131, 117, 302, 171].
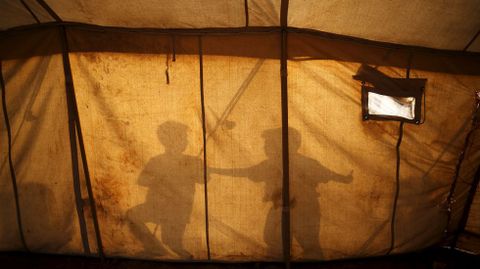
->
[467, 34, 480, 52]
[247, 0, 281, 27]
[0, 0, 38, 30]
[23, 0, 57, 23]
[1, 1, 480, 53]
[44, 0, 246, 28]
[288, 0, 480, 51]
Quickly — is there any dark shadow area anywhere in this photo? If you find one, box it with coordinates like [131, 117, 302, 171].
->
[210, 127, 353, 258]
[353, 64, 426, 97]
[0, 182, 74, 251]
[1, 247, 478, 269]
[1, 25, 480, 75]
[288, 33, 480, 75]
[126, 121, 203, 258]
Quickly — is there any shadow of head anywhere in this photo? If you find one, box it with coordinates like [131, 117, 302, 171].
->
[157, 121, 189, 154]
[262, 127, 301, 157]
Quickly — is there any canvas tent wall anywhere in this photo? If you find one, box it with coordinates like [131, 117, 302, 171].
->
[1, 0, 480, 263]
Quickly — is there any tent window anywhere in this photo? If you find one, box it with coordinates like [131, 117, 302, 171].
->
[367, 92, 416, 120]
[353, 65, 426, 124]
[361, 85, 423, 123]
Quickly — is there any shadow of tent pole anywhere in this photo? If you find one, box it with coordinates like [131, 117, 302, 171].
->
[196, 59, 265, 157]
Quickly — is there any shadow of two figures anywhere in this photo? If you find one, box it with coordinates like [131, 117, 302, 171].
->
[127, 121, 353, 258]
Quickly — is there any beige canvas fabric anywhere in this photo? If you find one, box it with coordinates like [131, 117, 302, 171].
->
[0, 0, 38, 30]
[395, 69, 480, 253]
[447, 122, 480, 240]
[44, 0, 282, 28]
[466, 185, 480, 235]
[2, 1, 480, 51]
[46, 0, 246, 29]
[247, 0, 280, 27]
[469, 37, 480, 53]
[288, 0, 480, 51]
[288, 59, 398, 260]
[1, 17, 480, 262]
[0, 54, 84, 254]
[0, 0, 54, 29]
[202, 34, 282, 260]
[68, 35, 207, 259]
[0, 83, 21, 251]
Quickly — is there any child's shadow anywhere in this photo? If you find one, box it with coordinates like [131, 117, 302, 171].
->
[210, 127, 353, 259]
[127, 121, 203, 258]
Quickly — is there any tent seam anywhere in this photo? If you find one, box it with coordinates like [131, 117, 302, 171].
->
[444, 93, 480, 245]
[0, 60, 30, 252]
[244, 0, 249, 28]
[35, 0, 62, 22]
[280, 0, 290, 267]
[449, 94, 480, 247]
[59, 25, 91, 254]
[70, 62, 105, 258]
[1, 22, 480, 56]
[463, 29, 480, 51]
[452, 165, 480, 248]
[198, 35, 211, 260]
[19, 0, 40, 24]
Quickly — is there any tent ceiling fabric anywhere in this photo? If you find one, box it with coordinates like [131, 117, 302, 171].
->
[0, 0, 54, 27]
[1, 0, 480, 52]
[288, 0, 480, 51]
[2, 0, 480, 262]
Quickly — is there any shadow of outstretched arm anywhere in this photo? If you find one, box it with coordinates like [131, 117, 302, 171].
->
[208, 162, 266, 180]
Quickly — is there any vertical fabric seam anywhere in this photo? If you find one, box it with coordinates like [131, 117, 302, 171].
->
[387, 57, 411, 255]
[0, 60, 29, 252]
[387, 121, 404, 255]
[449, 94, 480, 247]
[59, 25, 90, 254]
[452, 165, 480, 247]
[71, 68, 105, 257]
[244, 0, 249, 28]
[280, 0, 290, 267]
[198, 35, 211, 260]
[37, 0, 101, 254]
[445, 92, 480, 245]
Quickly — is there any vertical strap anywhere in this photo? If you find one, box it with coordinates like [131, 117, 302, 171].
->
[37, 0, 103, 256]
[280, 0, 289, 28]
[0, 60, 29, 252]
[449, 93, 480, 247]
[59, 26, 90, 254]
[244, 0, 249, 28]
[72, 86, 105, 257]
[280, 0, 290, 268]
[171, 35, 176, 62]
[387, 121, 404, 254]
[445, 93, 480, 244]
[452, 165, 480, 247]
[198, 36, 211, 260]
[165, 52, 170, 85]
[165, 35, 177, 85]
[387, 58, 411, 255]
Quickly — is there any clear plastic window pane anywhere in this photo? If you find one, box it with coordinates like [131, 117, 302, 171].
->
[368, 92, 416, 120]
